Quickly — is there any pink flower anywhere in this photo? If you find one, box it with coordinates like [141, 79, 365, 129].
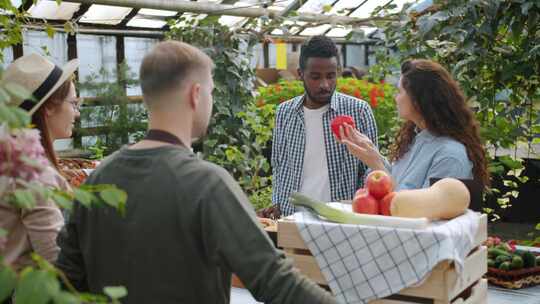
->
[0, 124, 49, 182]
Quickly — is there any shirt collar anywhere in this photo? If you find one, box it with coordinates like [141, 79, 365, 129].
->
[293, 92, 339, 113]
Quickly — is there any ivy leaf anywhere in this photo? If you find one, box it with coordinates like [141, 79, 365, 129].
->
[14, 269, 59, 304]
[103, 286, 127, 300]
[73, 188, 95, 208]
[0, 267, 17, 302]
[99, 188, 127, 216]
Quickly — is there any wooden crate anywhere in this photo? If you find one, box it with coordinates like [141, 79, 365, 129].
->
[277, 214, 488, 304]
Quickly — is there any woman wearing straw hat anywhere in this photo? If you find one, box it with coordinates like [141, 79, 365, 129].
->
[0, 53, 79, 271]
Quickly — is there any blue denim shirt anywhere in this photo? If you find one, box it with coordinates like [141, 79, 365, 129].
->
[385, 129, 473, 190]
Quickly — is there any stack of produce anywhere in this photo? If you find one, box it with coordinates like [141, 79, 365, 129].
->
[485, 237, 540, 289]
[58, 158, 99, 188]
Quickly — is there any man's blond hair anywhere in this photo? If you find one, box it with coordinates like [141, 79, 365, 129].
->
[140, 40, 213, 101]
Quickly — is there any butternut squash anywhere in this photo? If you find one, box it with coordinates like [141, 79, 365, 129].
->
[390, 178, 470, 220]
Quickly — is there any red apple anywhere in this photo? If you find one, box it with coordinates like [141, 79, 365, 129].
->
[330, 115, 356, 140]
[365, 170, 393, 200]
[380, 191, 396, 216]
[352, 188, 379, 214]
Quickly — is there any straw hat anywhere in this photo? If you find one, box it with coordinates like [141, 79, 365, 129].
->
[1, 53, 79, 115]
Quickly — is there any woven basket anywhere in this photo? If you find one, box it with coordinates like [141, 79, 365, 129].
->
[487, 266, 540, 289]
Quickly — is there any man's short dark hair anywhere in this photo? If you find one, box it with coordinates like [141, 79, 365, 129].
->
[299, 36, 340, 71]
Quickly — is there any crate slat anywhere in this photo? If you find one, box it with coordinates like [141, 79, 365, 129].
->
[277, 214, 488, 304]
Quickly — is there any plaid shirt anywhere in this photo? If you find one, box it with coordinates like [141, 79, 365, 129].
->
[271, 92, 378, 216]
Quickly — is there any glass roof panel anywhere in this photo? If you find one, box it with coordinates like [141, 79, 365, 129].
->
[298, 0, 335, 14]
[170, 13, 207, 28]
[218, 15, 247, 27]
[268, 0, 296, 9]
[360, 26, 378, 36]
[28, 1, 80, 20]
[138, 9, 177, 17]
[126, 17, 167, 28]
[300, 24, 331, 36]
[326, 27, 352, 37]
[80, 5, 132, 25]
[349, 0, 382, 19]
[328, 0, 360, 16]
[350, 0, 415, 19]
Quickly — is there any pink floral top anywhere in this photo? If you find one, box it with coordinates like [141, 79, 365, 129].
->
[0, 165, 68, 271]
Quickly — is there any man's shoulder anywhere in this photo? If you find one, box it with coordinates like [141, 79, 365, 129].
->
[276, 95, 302, 113]
[334, 92, 370, 110]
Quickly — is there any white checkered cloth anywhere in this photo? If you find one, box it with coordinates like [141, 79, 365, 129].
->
[293, 206, 480, 304]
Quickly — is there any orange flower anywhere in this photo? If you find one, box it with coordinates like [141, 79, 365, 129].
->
[341, 85, 351, 95]
[275, 85, 282, 92]
[353, 89, 362, 99]
[369, 88, 378, 108]
[256, 99, 265, 107]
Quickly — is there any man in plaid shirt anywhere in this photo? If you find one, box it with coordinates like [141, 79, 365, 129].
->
[272, 36, 378, 216]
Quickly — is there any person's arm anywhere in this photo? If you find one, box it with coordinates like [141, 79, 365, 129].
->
[200, 168, 336, 304]
[20, 198, 64, 264]
[55, 203, 88, 292]
[340, 124, 387, 172]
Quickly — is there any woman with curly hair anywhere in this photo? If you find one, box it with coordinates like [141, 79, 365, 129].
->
[340, 59, 489, 190]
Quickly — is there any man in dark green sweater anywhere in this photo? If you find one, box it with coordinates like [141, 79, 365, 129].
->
[56, 41, 336, 303]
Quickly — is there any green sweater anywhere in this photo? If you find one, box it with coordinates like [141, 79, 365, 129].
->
[56, 145, 336, 304]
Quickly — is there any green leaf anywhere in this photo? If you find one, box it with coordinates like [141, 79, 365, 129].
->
[13, 189, 37, 209]
[498, 155, 523, 170]
[53, 292, 81, 304]
[73, 188, 95, 208]
[103, 286, 127, 300]
[322, 4, 332, 13]
[521, 2, 533, 15]
[14, 269, 59, 304]
[0, 88, 10, 103]
[99, 188, 127, 216]
[4, 83, 32, 101]
[0, 267, 17, 302]
[51, 192, 73, 210]
[536, 223, 540, 230]
[44, 24, 55, 38]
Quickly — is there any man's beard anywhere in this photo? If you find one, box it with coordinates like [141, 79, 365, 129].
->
[304, 83, 334, 105]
